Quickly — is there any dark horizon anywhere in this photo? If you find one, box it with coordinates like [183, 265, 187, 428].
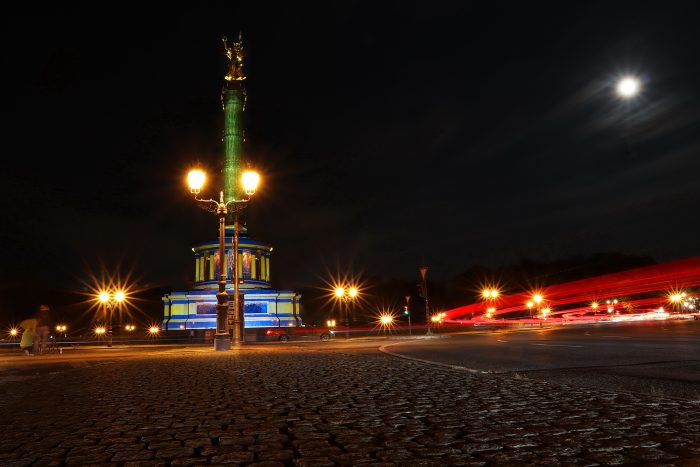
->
[2, 2, 699, 322]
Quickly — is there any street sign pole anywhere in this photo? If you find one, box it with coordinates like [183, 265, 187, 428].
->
[420, 266, 430, 335]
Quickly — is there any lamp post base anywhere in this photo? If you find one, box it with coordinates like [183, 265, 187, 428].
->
[214, 333, 231, 351]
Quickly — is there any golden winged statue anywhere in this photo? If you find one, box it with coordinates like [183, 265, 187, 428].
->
[223, 32, 246, 82]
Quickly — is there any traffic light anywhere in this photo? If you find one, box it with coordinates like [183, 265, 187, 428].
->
[403, 305, 409, 316]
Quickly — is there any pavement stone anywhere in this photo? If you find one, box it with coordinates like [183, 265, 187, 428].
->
[0, 346, 699, 465]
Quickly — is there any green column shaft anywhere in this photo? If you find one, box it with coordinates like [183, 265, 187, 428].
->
[223, 89, 244, 209]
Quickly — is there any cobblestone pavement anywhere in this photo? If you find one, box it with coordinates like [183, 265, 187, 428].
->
[1, 344, 700, 466]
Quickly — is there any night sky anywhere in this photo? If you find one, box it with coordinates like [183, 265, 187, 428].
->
[2, 2, 699, 321]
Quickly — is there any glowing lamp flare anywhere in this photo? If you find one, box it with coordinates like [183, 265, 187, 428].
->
[380, 315, 393, 325]
[187, 170, 206, 193]
[533, 294, 543, 304]
[241, 171, 260, 195]
[115, 291, 126, 302]
[148, 326, 160, 335]
[99, 292, 110, 303]
[348, 287, 359, 298]
[482, 288, 499, 299]
[334, 287, 345, 298]
[10, 328, 18, 336]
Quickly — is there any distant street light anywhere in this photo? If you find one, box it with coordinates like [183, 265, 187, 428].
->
[97, 289, 126, 347]
[482, 288, 499, 299]
[616, 76, 641, 98]
[669, 291, 687, 313]
[187, 168, 260, 350]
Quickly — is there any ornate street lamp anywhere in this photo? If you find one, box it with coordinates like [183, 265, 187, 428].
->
[187, 168, 260, 350]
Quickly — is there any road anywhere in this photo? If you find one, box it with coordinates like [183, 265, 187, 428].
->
[384, 319, 700, 400]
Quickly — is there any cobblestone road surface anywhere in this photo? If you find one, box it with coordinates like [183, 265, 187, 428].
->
[1, 344, 699, 466]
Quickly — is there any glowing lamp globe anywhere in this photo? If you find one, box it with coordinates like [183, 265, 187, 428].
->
[334, 287, 345, 298]
[115, 291, 126, 302]
[99, 292, 110, 303]
[188, 170, 206, 194]
[348, 287, 359, 298]
[242, 171, 260, 196]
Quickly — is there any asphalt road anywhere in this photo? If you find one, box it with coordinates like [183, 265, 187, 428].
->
[384, 320, 700, 400]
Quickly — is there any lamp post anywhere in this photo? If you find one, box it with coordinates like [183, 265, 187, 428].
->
[419, 266, 430, 335]
[481, 287, 499, 320]
[333, 285, 359, 339]
[98, 290, 125, 348]
[187, 168, 260, 350]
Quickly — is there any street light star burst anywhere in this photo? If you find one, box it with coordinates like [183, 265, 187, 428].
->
[374, 311, 397, 333]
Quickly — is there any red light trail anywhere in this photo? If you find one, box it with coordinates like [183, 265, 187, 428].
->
[444, 256, 700, 323]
